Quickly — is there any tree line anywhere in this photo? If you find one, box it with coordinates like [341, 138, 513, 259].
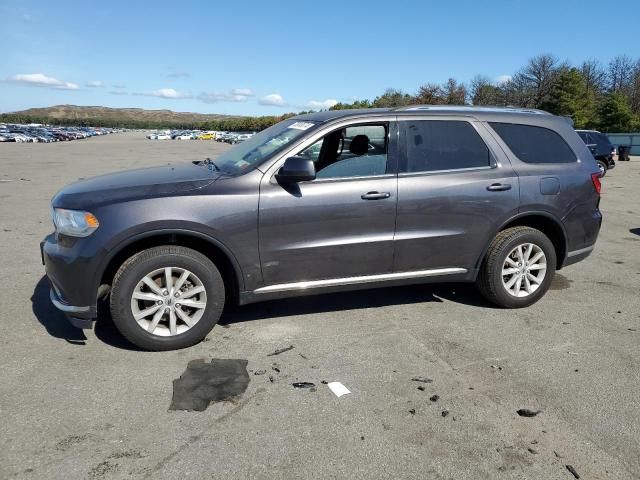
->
[0, 112, 301, 131]
[331, 54, 640, 132]
[2, 54, 638, 132]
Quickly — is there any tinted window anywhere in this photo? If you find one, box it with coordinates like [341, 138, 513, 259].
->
[490, 122, 576, 164]
[589, 132, 613, 153]
[402, 121, 490, 173]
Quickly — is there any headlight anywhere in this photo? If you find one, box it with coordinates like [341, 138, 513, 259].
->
[52, 208, 100, 237]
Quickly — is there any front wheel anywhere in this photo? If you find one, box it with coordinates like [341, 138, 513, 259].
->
[477, 227, 556, 308]
[110, 246, 225, 350]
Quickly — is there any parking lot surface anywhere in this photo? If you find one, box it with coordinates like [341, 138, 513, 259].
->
[1, 132, 639, 479]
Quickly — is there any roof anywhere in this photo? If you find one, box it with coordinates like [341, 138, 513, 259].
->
[294, 105, 556, 124]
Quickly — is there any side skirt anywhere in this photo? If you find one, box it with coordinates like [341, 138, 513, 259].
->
[238, 268, 473, 305]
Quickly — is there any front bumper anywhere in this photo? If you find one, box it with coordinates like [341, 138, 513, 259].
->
[41, 234, 100, 328]
[49, 287, 94, 329]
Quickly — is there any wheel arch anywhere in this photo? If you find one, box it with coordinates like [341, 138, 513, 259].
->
[475, 212, 568, 274]
[96, 229, 244, 304]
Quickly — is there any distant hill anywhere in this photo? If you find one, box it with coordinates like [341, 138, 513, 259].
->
[5, 104, 242, 125]
[1, 104, 297, 131]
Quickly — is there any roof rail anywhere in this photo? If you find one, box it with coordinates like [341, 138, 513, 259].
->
[392, 105, 550, 115]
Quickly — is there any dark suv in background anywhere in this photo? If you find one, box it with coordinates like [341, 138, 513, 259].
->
[42, 106, 602, 350]
[576, 129, 616, 176]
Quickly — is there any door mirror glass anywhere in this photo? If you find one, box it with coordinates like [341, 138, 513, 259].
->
[275, 156, 316, 183]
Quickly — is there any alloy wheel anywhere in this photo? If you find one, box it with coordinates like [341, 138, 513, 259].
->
[130, 267, 207, 336]
[501, 243, 547, 298]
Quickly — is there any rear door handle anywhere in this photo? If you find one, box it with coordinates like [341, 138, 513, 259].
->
[361, 191, 391, 200]
[486, 183, 512, 192]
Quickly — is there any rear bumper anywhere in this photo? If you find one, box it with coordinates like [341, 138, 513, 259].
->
[563, 245, 595, 268]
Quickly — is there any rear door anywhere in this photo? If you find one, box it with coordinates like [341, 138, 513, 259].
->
[394, 117, 519, 273]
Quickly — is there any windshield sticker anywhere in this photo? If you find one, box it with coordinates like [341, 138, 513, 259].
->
[288, 122, 315, 131]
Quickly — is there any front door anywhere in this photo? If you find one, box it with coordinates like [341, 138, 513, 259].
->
[258, 121, 398, 286]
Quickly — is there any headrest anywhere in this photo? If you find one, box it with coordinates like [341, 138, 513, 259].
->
[349, 134, 369, 156]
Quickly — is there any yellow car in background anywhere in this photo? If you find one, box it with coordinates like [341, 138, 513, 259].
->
[198, 132, 215, 140]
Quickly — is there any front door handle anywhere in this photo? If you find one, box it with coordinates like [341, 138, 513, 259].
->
[486, 183, 512, 192]
[361, 191, 391, 200]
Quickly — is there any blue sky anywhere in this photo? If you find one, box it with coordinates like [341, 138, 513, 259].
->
[1, 0, 638, 115]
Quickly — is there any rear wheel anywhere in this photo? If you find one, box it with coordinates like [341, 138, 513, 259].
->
[110, 245, 225, 351]
[597, 160, 607, 176]
[477, 227, 556, 308]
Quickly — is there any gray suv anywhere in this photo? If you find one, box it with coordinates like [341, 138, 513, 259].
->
[42, 106, 602, 350]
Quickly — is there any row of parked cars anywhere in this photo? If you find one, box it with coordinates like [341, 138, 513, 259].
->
[146, 130, 255, 144]
[0, 124, 122, 143]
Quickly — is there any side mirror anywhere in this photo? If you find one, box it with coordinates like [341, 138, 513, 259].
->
[275, 156, 316, 183]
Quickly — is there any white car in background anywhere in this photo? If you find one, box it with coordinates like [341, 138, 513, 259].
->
[156, 133, 171, 140]
[231, 133, 254, 144]
[175, 133, 192, 140]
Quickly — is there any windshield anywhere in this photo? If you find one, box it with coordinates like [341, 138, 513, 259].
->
[212, 119, 318, 174]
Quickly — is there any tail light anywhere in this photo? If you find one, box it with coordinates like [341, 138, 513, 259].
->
[591, 173, 602, 194]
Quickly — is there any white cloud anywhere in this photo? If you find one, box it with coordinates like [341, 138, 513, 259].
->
[495, 75, 513, 84]
[198, 88, 254, 103]
[259, 93, 287, 107]
[306, 99, 338, 110]
[7, 73, 79, 90]
[86, 80, 104, 88]
[167, 72, 191, 78]
[231, 88, 254, 97]
[108, 91, 128, 95]
[138, 88, 191, 99]
[112, 83, 127, 89]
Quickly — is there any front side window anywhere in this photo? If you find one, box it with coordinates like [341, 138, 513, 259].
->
[298, 124, 388, 179]
[490, 122, 576, 164]
[401, 120, 491, 173]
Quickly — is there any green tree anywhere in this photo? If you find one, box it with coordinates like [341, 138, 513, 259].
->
[442, 78, 467, 104]
[371, 89, 414, 108]
[597, 92, 634, 132]
[539, 68, 595, 128]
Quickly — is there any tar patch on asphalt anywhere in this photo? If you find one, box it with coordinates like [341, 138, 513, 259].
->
[550, 273, 572, 290]
[169, 358, 250, 412]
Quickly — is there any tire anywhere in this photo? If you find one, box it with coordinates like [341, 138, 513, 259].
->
[110, 245, 225, 351]
[597, 160, 607, 176]
[477, 226, 556, 308]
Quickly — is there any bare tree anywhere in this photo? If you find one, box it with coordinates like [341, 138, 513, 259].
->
[507, 54, 565, 107]
[608, 55, 634, 93]
[470, 75, 504, 105]
[629, 58, 640, 114]
[580, 59, 607, 95]
[415, 83, 445, 104]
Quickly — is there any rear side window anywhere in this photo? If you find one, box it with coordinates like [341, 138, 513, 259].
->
[402, 120, 491, 173]
[590, 132, 613, 151]
[490, 122, 576, 164]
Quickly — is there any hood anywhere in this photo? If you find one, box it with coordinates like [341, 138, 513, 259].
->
[52, 162, 221, 210]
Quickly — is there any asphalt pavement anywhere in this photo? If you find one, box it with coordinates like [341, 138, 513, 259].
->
[0, 132, 638, 479]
